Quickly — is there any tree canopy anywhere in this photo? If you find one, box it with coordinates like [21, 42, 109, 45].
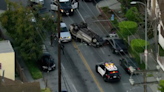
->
[125, 7, 141, 22]
[158, 80, 164, 92]
[0, 1, 56, 62]
[119, 21, 138, 38]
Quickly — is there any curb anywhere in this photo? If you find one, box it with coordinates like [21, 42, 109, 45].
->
[96, 5, 113, 29]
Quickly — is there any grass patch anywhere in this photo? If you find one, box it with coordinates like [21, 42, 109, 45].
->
[128, 47, 145, 70]
[101, 7, 109, 13]
[41, 88, 51, 92]
[147, 73, 153, 77]
[25, 61, 43, 79]
[159, 44, 164, 56]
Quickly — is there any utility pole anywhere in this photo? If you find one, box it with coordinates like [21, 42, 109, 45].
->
[129, 66, 160, 89]
[56, 0, 61, 91]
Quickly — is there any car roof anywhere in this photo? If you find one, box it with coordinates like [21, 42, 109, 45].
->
[60, 0, 69, 2]
[104, 62, 117, 71]
[60, 23, 67, 28]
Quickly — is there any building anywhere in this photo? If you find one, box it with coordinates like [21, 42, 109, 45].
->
[0, 40, 15, 80]
[147, 0, 164, 70]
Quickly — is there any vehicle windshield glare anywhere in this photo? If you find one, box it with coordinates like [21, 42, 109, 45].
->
[60, 1, 71, 6]
[61, 27, 69, 32]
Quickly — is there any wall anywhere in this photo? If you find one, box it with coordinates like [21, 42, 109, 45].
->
[0, 52, 15, 80]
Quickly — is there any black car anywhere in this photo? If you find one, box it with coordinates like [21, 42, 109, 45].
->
[38, 52, 56, 72]
[60, 1, 74, 15]
[108, 38, 128, 54]
[119, 58, 140, 74]
[96, 62, 121, 82]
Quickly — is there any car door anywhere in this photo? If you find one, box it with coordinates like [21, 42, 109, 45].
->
[50, 2, 58, 11]
[98, 65, 105, 76]
[123, 60, 128, 70]
[71, 0, 78, 9]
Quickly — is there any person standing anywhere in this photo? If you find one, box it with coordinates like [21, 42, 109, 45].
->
[50, 34, 54, 47]
[61, 43, 65, 54]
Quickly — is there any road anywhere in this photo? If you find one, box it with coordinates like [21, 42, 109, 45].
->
[43, 0, 153, 92]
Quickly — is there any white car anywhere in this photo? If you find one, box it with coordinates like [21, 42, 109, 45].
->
[60, 23, 72, 42]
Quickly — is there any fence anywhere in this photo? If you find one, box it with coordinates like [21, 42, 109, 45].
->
[15, 60, 27, 83]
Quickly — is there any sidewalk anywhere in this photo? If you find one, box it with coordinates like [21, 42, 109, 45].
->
[96, 0, 162, 92]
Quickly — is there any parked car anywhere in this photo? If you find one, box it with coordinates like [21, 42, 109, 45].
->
[119, 58, 140, 74]
[38, 52, 56, 72]
[60, 22, 72, 42]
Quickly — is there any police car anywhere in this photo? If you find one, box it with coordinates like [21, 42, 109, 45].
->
[50, 0, 78, 15]
[95, 62, 121, 82]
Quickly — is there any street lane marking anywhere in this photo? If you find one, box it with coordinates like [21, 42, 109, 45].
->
[61, 63, 65, 70]
[100, 48, 105, 54]
[72, 84, 78, 92]
[76, 9, 86, 23]
[72, 40, 104, 92]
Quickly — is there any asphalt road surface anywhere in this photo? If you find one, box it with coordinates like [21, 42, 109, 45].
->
[42, 0, 154, 92]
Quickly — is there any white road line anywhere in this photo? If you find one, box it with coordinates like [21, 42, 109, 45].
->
[100, 48, 105, 54]
[61, 63, 65, 70]
[72, 84, 78, 92]
[76, 9, 86, 23]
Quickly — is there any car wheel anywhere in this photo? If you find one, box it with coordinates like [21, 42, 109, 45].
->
[95, 65, 98, 73]
[113, 49, 115, 54]
[103, 76, 107, 82]
[119, 61, 121, 66]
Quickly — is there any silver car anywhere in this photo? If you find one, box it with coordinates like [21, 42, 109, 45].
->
[60, 23, 72, 42]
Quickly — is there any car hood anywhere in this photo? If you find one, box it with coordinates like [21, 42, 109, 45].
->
[60, 32, 71, 38]
[116, 44, 127, 50]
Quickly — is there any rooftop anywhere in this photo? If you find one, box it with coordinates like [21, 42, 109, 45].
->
[0, 40, 14, 53]
[157, 0, 164, 24]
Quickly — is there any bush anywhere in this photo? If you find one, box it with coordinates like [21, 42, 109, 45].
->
[125, 7, 141, 22]
[25, 61, 43, 79]
[131, 39, 149, 53]
[41, 88, 51, 92]
[110, 18, 119, 27]
[101, 7, 109, 13]
[119, 21, 138, 38]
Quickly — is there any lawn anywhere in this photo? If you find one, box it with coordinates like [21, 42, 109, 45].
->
[41, 88, 51, 92]
[25, 61, 43, 79]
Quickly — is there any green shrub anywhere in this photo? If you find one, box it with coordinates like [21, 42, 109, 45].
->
[125, 7, 141, 22]
[128, 47, 145, 70]
[119, 21, 138, 38]
[41, 88, 51, 92]
[101, 7, 109, 13]
[25, 61, 43, 79]
[131, 39, 149, 53]
[110, 18, 119, 27]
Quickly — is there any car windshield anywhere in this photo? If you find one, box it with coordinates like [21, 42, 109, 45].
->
[60, 1, 71, 7]
[115, 39, 125, 48]
[127, 58, 138, 67]
[61, 27, 68, 32]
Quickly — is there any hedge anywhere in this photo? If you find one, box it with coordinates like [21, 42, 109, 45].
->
[131, 39, 149, 53]
[119, 21, 138, 38]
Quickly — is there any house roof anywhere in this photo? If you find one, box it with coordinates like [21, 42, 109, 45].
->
[0, 40, 14, 53]
[0, 76, 41, 92]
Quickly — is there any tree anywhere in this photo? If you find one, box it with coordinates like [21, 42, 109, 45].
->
[131, 39, 149, 53]
[158, 80, 164, 92]
[118, 21, 138, 38]
[125, 7, 141, 22]
[0, 0, 44, 62]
